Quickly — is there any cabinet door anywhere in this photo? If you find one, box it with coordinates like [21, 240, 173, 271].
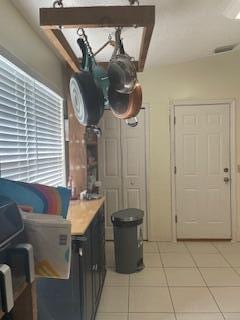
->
[98, 207, 106, 288]
[78, 231, 94, 320]
[37, 242, 81, 320]
[91, 216, 101, 306]
[91, 207, 106, 315]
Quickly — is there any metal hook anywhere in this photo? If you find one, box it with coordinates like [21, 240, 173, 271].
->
[53, 0, 63, 8]
[77, 27, 84, 37]
[129, 0, 139, 5]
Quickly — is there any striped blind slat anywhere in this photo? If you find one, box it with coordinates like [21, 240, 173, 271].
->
[0, 55, 65, 187]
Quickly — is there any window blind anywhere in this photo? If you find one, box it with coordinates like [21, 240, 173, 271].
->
[0, 54, 65, 187]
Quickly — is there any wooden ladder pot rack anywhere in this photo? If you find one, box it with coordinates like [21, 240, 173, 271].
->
[39, 5, 155, 72]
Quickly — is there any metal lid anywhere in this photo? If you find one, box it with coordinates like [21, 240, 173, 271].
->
[111, 208, 144, 226]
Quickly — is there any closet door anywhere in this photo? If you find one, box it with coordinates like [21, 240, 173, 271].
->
[121, 110, 147, 239]
[99, 110, 148, 240]
[98, 112, 122, 240]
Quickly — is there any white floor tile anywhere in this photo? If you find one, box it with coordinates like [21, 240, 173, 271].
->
[200, 268, 240, 286]
[170, 287, 219, 312]
[144, 241, 159, 253]
[186, 242, 218, 254]
[129, 313, 175, 320]
[105, 269, 129, 286]
[129, 287, 173, 312]
[165, 268, 205, 287]
[176, 313, 223, 320]
[192, 253, 230, 267]
[96, 313, 128, 320]
[234, 268, 240, 276]
[161, 253, 195, 267]
[144, 253, 162, 267]
[221, 253, 240, 267]
[98, 286, 128, 313]
[102, 241, 240, 318]
[223, 313, 240, 319]
[213, 242, 240, 254]
[158, 242, 188, 253]
[210, 287, 240, 312]
[130, 267, 167, 286]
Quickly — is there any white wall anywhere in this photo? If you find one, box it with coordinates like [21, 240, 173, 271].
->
[139, 50, 240, 241]
[0, 0, 64, 95]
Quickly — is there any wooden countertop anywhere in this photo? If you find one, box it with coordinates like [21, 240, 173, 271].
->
[67, 197, 105, 235]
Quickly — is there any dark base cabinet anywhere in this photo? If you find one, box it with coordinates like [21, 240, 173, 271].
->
[37, 205, 106, 320]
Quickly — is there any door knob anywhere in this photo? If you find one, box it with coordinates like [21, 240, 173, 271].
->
[224, 177, 230, 183]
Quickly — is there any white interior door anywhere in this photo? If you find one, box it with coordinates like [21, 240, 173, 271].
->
[121, 111, 147, 239]
[174, 104, 231, 239]
[99, 110, 148, 240]
[98, 112, 122, 240]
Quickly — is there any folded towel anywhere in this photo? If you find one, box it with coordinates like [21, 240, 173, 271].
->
[21, 211, 71, 279]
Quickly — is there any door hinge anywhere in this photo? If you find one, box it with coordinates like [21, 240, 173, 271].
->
[174, 116, 176, 125]
[174, 166, 177, 174]
[175, 215, 178, 224]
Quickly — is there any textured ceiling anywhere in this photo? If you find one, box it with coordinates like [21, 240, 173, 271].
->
[11, 0, 240, 68]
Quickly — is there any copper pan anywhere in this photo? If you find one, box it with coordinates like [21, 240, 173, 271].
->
[108, 83, 142, 126]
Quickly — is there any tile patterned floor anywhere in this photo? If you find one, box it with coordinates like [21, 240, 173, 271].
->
[98, 241, 240, 320]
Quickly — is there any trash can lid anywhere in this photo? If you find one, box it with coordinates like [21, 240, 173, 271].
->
[111, 208, 144, 226]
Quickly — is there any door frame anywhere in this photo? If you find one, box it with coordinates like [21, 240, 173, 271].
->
[144, 104, 151, 241]
[170, 99, 237, 242]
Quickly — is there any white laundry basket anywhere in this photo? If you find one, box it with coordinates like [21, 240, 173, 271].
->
[21, 212, 71, 279]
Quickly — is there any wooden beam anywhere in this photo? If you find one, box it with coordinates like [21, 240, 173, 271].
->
[40, 6, 155, 29]
[138, 24, 154, 72]
[44, 29, 80, 72]
[40, 5, 155, 72]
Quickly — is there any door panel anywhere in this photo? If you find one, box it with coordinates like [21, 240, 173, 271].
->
[175, 104, 231, 239]
[121, 111, 147, 239]
[99, 110, 147, 240]
[98, 112, 122, 240]
[104, 189, 121, 227]
[126, 189, 141, 208]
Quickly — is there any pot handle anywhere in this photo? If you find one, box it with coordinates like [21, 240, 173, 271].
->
[119, 38, 125, 55]
[126, 117, 138, 127]
[77, 38, 89, 71]
[119, 36, 135, 64]
[111, 28, 121, 60]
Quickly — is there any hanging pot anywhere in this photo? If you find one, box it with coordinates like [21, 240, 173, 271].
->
[108, 28, 137, 94]
[108, 82, 142, 127]
[69, 38, 104, 129]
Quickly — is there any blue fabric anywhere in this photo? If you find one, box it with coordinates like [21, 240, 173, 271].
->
[0, 178, 45, 212]
[0, 178, 71, 218]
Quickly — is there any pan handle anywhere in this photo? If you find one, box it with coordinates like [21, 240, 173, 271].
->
[126, 117, 138, 127]
[111, 28, 121, 60]
[77, 38, 88, 70]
